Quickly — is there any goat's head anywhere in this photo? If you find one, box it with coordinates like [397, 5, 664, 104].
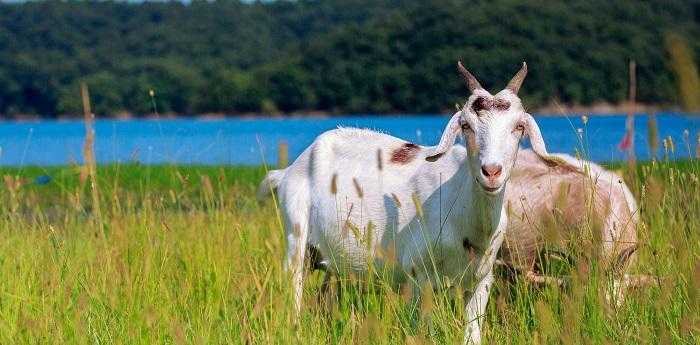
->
[427, 61, 552, 196]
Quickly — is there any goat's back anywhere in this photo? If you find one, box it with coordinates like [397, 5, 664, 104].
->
[503, 149, 638, 273]
[275, 127, 458, 272]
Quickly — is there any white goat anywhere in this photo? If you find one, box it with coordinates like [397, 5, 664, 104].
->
[259, 62, 558, 344]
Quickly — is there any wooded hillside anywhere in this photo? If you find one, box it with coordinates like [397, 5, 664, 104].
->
[0, 0, 698, 117]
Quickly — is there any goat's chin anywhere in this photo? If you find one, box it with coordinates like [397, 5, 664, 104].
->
[476, 181, 504, 196]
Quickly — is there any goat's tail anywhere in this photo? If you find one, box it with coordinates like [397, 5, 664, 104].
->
[258, 169, 285, 200]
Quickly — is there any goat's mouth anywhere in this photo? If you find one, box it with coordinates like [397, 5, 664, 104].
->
[478, 182, 502, 195]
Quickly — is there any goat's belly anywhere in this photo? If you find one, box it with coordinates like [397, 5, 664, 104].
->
[327, 252, 372, 274]
[309, 191, 396, 273]
[311, 219, 383, 273]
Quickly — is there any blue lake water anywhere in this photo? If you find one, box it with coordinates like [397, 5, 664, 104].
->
[0, 113, 698, 166]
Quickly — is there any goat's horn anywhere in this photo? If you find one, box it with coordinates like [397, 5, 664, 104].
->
[506, 62, 528, 94]
[457, 61, 483, 93]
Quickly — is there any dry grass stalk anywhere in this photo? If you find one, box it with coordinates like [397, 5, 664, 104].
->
[330, 173, 337, 195]
[666, 33, 700, 111]
[200, 175, 214, 197]
[3, 174, 22, 212]
[391, 193, 401, 208]
[411, 192, 423, 220]
[277, 141, 289, 168]
[625, 60, 636, 167]
[647, 113, 659, 159]
[3, 174, 22, 193]
[81, 82, 105, 238]
[352, 177, 364, 198]
[525, 271, 566, 287]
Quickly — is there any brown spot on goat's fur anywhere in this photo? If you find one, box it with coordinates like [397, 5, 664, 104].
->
[472, 97, 492, 112]
[494, 98, 511, 111]
[390, 143, 420, 164]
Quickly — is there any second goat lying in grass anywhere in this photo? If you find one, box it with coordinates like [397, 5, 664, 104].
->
[502, 149, 640, 302]
[260, 62, 560, 344]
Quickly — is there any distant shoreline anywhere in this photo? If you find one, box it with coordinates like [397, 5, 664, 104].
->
[0, 102, 695, 122]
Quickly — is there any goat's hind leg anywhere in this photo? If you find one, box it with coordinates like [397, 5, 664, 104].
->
[606, 244, 639, 306]
[285, 221, 310, 320]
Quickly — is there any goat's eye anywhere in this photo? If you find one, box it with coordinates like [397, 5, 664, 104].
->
[513, 123, 525, 133]
[461, 123, 471, 131]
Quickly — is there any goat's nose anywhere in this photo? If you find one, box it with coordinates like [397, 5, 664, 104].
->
[481, 164, 502, 178]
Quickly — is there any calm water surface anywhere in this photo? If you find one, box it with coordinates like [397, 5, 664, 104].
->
[0, 113, 698, 166]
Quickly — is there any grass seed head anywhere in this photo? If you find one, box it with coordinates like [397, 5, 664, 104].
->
[364, 221, 375, 249]
[352, 177, 364, 198]
[344, 220, 361, 239]
[412, 192, 423, 219]
[200, 175, 214, 196]
[391, 193, 402, 208]
[330, 173, 338, 195]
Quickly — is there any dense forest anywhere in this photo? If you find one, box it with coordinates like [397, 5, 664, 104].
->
[0, 0, 698, 117]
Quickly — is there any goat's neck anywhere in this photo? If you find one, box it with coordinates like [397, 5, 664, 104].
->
[458, 161, 506, 243]
[472, 182, 504, 236]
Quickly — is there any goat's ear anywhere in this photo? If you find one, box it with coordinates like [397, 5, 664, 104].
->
[426, 112, 462, 162]
[523, 113, 563, 167]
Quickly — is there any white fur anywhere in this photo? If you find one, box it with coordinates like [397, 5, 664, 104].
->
[261, 65, 551, 344]
[268, 127, 506, 344]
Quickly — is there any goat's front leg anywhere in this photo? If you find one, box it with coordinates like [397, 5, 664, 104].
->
[463, 270, 495, 345]
[464, 218, 507, 344]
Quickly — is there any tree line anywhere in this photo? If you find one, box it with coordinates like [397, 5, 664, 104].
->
[0, 0, 698, 117]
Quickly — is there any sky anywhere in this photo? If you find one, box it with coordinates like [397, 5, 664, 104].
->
[0, 0, 268, 2]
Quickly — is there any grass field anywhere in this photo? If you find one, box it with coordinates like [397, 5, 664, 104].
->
[0, 159, 697, 344]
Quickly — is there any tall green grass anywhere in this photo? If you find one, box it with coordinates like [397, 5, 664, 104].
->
[0, 160, 697, 344]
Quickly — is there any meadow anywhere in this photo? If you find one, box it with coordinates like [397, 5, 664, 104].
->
[0, 158, 697, 344]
